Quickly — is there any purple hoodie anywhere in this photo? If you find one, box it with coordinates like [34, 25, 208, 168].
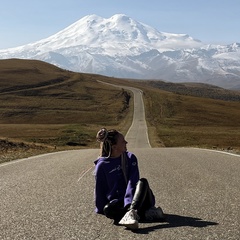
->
[94, 151, 139, 213]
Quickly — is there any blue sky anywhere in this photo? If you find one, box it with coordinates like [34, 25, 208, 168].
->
[0, 0, 239, 49]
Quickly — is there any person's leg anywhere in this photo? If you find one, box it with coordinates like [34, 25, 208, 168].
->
[119, 178, 165, 228]
[103, 199, 127, 223]
[118, 178, 152, 229]
[130, 178, 154, 218]
[135, 179, 165, 221]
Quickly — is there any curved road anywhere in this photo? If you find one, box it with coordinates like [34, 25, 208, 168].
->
[125, 87, 150, 149]
[97, 80, 150, 148]
[0, 83, 240, 240]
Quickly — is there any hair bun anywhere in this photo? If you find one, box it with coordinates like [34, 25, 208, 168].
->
[96, 128, 108, 142]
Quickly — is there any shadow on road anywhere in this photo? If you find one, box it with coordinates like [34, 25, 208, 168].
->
[133, 214, 219, 234]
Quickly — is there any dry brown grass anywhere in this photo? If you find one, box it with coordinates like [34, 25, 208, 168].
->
[143, 88, 240, 152]
[0, 59, 133, 163]
[98, 77, 240, 153]
[0, 59, 240, 163]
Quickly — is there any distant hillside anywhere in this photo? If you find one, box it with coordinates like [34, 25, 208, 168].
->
[0, 59, 239, 161]
[142, 80, 240, 101]
[0, 59, 130, 124]
[0, 59, 132, 154]
[0, 59, 68, 93]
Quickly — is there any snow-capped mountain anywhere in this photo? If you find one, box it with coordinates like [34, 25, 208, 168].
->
[0, 14, 240, 89]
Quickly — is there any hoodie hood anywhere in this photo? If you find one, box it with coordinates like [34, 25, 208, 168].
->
[94, 156, 109, 165]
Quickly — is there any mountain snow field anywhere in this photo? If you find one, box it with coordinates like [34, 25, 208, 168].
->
[0, 14, 239, 89]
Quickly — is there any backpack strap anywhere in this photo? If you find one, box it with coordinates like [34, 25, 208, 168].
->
[121, 152, 129, 184]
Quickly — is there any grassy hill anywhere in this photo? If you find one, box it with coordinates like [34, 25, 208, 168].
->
[1, 59, 240, 163]
[106, 78, 240, 151]
[0, 59, 133, 162]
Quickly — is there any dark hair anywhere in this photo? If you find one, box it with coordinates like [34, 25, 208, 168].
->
[96, 128, 120, 157]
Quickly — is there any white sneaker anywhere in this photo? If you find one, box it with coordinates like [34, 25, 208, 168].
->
[119, 209, 139, 230]
[145, 206, 165, 221]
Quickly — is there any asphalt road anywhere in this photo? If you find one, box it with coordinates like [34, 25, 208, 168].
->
[97, 81, 150, 148]
[1, 83, 240, 240]
[125, 88, 150, 149]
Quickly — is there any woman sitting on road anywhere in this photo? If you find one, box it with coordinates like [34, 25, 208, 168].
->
[94, 128, 165, 230]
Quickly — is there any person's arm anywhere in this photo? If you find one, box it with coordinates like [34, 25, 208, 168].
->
[94, 163, 108, 214]
[124, 153, 140, 207]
